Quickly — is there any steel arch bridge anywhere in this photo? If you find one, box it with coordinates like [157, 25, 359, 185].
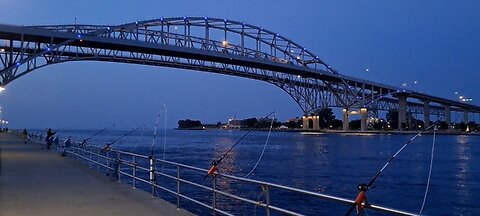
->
[0, 17, 479, 118]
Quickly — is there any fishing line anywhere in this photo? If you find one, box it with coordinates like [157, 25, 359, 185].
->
[243, 113, 275, 178]
[81, 124, 115, 146]
[419, 125, 437, 215]
[204, 111, 275, 180]
[161, 104, 168, 172]
[102, 125, 145, 152]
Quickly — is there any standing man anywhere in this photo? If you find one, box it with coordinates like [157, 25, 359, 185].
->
[22, 129, 28, 144]
[46, 128, 56, 149]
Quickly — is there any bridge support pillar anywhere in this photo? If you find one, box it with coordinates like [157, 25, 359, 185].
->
[444, 105, 451, 129]
[302, 115, 320, 131]
[342, 108, 349, 131]
[423, 100, 430, 128]
[360, 108, 368, 131]
[463, 110, 469, 124]
[397, 95, 407, 130]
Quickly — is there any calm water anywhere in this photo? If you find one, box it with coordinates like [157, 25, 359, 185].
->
[46, 129, 479, 215]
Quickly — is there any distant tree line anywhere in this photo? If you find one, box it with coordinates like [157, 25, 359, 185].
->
[178, 119, 202, 129]
[178, 108, 480, 132]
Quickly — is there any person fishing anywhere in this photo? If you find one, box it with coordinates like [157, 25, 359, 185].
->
[22, 129, 28, 144]
[46, 128, 56, 149]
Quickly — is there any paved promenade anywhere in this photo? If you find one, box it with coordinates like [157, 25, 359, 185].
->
[0, 133, 194, 216]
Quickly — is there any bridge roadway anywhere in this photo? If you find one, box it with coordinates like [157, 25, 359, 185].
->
[0, 133, 194, 216]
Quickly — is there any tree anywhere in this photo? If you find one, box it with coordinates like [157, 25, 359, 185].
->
[284, 119, 302, 129]
[349, 120, 361, 130]
[330, 119, 343, 129]
[318, 108, 336, 129]
[243, 118, 258, 128]
[386, 110, 399, 129]
[178, 119, 202, 129]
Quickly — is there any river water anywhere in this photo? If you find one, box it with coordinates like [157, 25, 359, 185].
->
[47, 129, 479, 215]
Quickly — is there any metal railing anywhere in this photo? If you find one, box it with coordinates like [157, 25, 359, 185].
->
[25, 133, 417, 216]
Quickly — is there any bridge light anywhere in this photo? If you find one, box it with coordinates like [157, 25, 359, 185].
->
[15, 62, 20, 66]
[222, 40, 228, 47]
[0, 48, 4, 52]
[47, 47, 51, 52]
[0, 86, 5, 92]
[204, 16, 208, 20]
[135, 21, 139, 25]
[107, 27, 110, 30]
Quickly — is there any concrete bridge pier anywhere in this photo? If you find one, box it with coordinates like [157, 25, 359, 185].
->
[463, 110, 469, 123]
[423, 100, 430, 127]
[343, 108, 349, 131]
[360, 108, 368, 131]
[444, 105, 451, 129]
[302, 115, 320, 130]
[397, 94, 407, 130]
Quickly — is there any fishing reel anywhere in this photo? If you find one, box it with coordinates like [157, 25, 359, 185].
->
[357, 183, 368, 192]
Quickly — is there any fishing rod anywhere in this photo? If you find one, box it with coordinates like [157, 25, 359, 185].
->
[101, 125, 144, 152]
[80, 124, 115, 146]
[204, 111, 275, 180]
[345, 123, 437, 216]
[150, 104, 167, 157]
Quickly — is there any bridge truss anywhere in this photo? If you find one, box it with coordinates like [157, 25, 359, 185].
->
[0, 17, 477, 117]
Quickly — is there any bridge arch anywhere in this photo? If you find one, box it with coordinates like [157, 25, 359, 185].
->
[0, 17, 354, 115]
[3, 16, 474, 123]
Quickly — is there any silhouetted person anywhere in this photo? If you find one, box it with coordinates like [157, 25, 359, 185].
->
[22, 129, 28, 144]
[46, 128, 56, 149]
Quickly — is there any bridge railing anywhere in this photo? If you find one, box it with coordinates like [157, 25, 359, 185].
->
[25, 133, 416, 216]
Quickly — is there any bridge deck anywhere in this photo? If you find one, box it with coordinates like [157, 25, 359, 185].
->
[0, 133, 194, 216]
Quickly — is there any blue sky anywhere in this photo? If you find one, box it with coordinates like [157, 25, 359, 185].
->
[1, 0, 479, 129]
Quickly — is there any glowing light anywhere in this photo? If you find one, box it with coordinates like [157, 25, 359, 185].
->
[15, 62, 20, 66]
[0, 86, 5, 92]
[107, 27, 110, 30]
[204, 17, 208, 20]
[0, 49, 4, 52]
[77, 34, 81, 38]
[135, 21, 139, 24]
[222, 40, 228, 47]
[47, 47, 51, 51]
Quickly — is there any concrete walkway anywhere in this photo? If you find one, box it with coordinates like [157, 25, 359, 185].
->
[0, 133, 194, 216]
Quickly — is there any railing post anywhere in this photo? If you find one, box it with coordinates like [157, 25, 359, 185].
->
[106, 151, 110, 175]
[97, 148, 100, 172]
[212, 176, 217, 216]
[264, 185, 271, 216]
[132, 155, 136, 189]
[149, 156, 156, 197]
[116, 152, 121, 182]
[176, 165, 180, 209]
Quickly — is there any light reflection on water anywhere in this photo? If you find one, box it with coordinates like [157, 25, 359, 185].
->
[48, 129, 480, 215]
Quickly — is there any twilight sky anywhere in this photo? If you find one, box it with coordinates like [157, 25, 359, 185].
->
[1, 0, 479, 129]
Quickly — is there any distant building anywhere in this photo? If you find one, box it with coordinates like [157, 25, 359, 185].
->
[222, 117, 242, 129]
